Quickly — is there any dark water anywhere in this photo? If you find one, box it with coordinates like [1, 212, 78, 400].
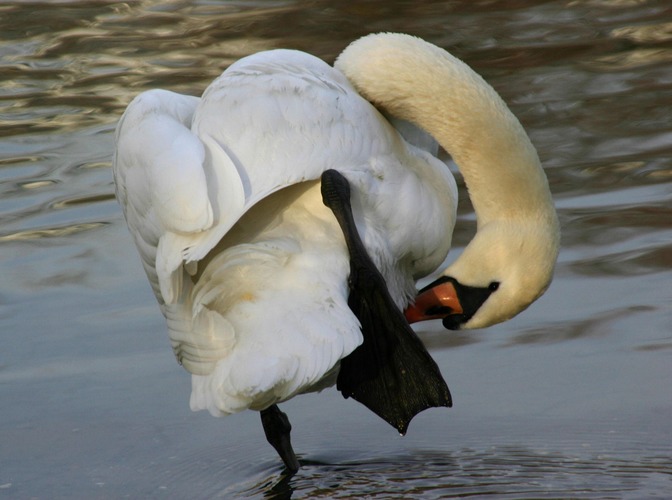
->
[1, 1, 671, 498]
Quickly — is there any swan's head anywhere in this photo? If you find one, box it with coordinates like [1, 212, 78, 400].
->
[405, 217, 559, 330]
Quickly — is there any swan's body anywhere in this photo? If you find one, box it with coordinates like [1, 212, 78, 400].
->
[113, 33, 559, 469]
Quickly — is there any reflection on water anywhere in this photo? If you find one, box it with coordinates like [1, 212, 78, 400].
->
[1, 0, 671, 498]
[237, 449, 672, 499]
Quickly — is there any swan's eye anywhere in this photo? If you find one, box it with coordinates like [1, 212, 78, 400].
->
[488, 281, 500, 292]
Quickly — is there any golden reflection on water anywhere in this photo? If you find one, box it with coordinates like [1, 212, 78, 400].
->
[0, 222, 106, 242]
[591, 48, 672, 71]
[611, 21, 672, 43]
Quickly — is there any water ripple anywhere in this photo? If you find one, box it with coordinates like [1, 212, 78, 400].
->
[0, 221, 107, 242]
[228, 448, 672, 499]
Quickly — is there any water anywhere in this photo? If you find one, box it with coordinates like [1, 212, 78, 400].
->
[1, 1, 671, 498]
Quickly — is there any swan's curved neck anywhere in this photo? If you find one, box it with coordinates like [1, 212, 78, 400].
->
[336, 34, 555, 227]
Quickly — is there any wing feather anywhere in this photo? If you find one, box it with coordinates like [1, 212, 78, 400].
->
[113, 89, 247, 305]
[115, 52, 371, 308]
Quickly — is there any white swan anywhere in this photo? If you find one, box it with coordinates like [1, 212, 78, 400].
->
[113, 33, 559, 471]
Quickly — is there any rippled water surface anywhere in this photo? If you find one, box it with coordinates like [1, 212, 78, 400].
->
[1, 1, 671, 498]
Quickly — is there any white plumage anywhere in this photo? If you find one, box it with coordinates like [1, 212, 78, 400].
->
[113, 33, 558, 434]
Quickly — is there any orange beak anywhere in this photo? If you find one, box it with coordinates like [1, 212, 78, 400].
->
[404, 280, 463, 324]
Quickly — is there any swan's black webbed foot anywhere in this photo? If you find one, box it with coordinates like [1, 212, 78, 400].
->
[260, 404, 300, 473]
[320, 169, 452, 436]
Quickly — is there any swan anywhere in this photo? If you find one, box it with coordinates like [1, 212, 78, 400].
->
[113, 33, 560, 472]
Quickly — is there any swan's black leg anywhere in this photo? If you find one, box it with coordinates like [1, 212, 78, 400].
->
[260, 404, 300, 473]
[321, 169, 452, 435]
